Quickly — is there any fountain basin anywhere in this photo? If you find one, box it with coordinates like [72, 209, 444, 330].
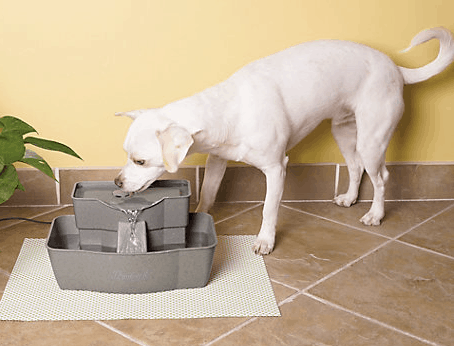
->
[46, 213, 217, 293]
[78, 223, 186, 253]
[72, 180, 191, 231]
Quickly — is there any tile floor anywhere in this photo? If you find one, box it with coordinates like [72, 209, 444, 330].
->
[0, 200, 453, 346]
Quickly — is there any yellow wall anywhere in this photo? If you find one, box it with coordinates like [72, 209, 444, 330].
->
[1, 0, 453, 168]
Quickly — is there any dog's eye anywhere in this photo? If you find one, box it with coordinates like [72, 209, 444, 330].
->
[134, 159, 146, 166]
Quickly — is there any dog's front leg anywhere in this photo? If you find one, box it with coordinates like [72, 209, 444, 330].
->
[253, 157, 288, 255]
[196, 154, 227, 213]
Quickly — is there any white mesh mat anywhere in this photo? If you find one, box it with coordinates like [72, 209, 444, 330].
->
[0, 236, 280, 321]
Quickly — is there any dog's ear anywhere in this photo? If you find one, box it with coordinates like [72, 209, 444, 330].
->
[156, 126, 194, 173]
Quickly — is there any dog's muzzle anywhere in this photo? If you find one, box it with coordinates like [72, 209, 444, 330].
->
[114, 175, 124, 188]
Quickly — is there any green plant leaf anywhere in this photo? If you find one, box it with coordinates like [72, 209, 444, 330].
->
[0, 116, 37, 136]
[0, 164, 21, 204]
[0, 130, 25, 164]
[24, 137, 82, 160]
[17, 179, 25, 191]
[20, 157, 57, 181]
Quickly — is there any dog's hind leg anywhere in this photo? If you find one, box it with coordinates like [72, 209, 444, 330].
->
[332, 118, 364, 207]
[355, 94, 404, 226]
[253, 156, 289, 255]
[196, 153, 227, 213]
[358, 155, 389, 226]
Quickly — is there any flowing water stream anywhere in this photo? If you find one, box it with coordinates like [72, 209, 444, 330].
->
[123, 209, 140, 240]
[117, 207, 147, 254]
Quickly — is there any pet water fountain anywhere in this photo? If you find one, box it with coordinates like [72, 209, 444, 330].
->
[45, 180, 218, 294]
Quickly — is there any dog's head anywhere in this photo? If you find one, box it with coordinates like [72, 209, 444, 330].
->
[114, 110, 195, 193]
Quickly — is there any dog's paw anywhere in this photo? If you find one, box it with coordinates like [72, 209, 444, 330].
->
[360, 211, 382, 226]
[252, 237, 274, 255]
[333, 194, 357, 208]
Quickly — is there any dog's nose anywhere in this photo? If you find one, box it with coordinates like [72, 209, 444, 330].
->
[114, 176, 123, 188]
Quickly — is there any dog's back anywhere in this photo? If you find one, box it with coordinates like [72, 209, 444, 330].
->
[222, 39, 401, 148]
[217, 28, 453, 150]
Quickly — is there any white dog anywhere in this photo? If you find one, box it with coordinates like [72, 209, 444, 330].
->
[115, 27, 454, 255]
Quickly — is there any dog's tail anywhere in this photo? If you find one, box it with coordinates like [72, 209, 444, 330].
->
[398, 27, 454, 85]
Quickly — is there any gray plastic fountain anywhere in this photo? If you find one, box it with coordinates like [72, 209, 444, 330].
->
[45, 180, 217, 294]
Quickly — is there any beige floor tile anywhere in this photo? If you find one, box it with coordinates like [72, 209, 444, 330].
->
[283, 201, 454, 237]
[211, 166, 266, 202]
[208, 202, 263, 224]
[0, 321, 139, 346]
[59, 168, 119, 204]
[0, 269, 9, 293]
[212, 294, 428, 346]
[212, 203, 263, 236]
[0, 222, 51, 272]
[399, 203, 454, 257]
[270, 281, 298, 303]
[100, 282, 297, 346]
[0, 207, 74, 272]
[308, 241, 454, 345]
[104, 317, 249, 346]
[0, 206, 61, 229]
[283, 164, 336, 201]
[2, 169, 58, 206]
[337, 164, 454, 201]
[215, 205, 386, 289]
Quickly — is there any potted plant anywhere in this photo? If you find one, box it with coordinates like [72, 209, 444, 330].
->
[0, 115, 82, 204]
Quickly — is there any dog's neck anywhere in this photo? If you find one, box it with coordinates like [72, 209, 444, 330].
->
[160, 81, 240, 155]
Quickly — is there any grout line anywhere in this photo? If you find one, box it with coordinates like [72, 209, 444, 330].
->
[195, 165, 200, 203]
[55, 167, 61, 205]
[298, 203, 454, 294]
[303, 292, 443, 346]
[282, 198, 454, 203]
[204, 318, 258, 346]
[282, 201, 454, 255]
[270, 278, 300, 292]
[219, 200, 265, 204]
[95, 321, 150, 346]
[394, 239, 454, 261]
[390, 203, 454, 259]
[302, 238, 394, 293]
[204, 280, 298, 345]
[0, 204, 69, 208]
[392, 203, 454, 240]
[280, 203, 392, 240]
[281, 199, 334, 203]
[277, 289, 304, 307]
[213, 201, 265, 204]
[30, 205, 69, 219]
[214, 202, 264, 225]
[380, 198, 454, 202]
[271, 203, 454, 345]
[0, 205, 69, 230]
